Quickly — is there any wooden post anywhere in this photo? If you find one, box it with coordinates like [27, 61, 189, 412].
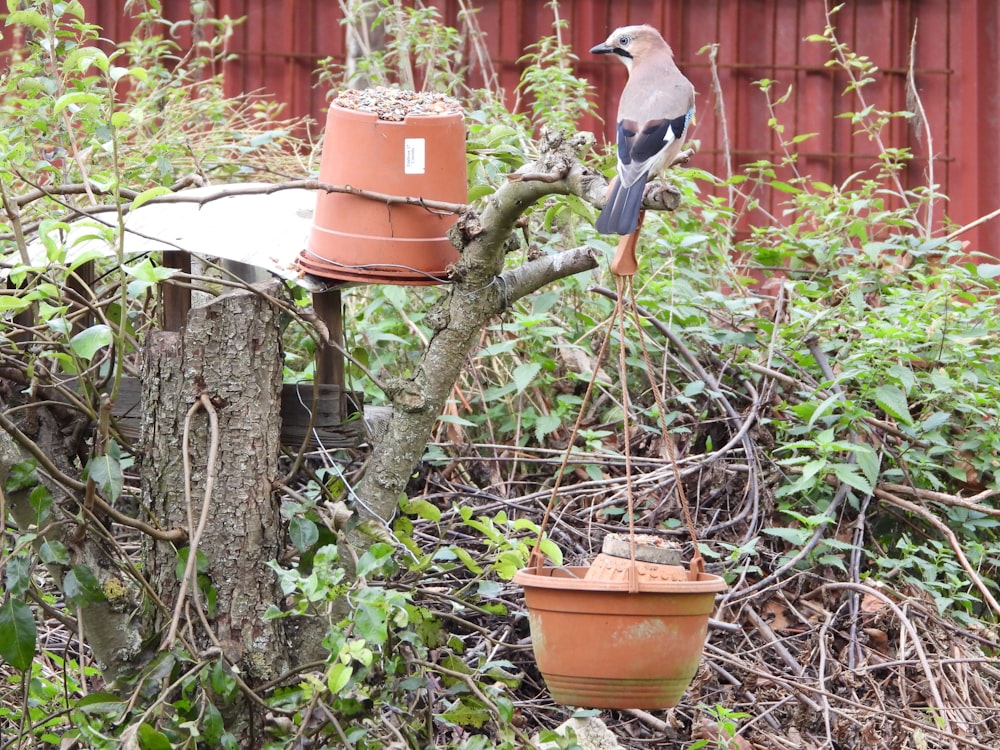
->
[314, 288, 345, 392]
[161, 252, 191, 332]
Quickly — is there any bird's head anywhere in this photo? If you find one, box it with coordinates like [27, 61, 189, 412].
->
[590, 25, 671, 72]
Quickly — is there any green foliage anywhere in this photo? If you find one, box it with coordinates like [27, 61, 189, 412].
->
[3, 0, 1000, 747]
[263, 542, 525, 749]
[687, 704, 751, 749]
[0, 0, 314, 745]
[516, 1, 597, 134]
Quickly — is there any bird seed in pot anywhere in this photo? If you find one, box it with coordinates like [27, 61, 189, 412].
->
[332, 87, 462, 121]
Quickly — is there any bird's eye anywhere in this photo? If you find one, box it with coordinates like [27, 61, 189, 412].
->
[618, 35, 630, 46]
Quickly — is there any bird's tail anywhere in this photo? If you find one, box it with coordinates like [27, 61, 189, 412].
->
[595, 175, 647, 235]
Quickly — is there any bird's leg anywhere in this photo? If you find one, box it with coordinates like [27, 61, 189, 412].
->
[611, 210, 646, 277]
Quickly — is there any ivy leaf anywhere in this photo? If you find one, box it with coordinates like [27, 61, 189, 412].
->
[874, 384, 913, 426]
[440, 698, 491, 728]
[0, 599, 37, 672]
[289, 517, 319, 553]
[64, 564, 106, 605]
[76, 692, 125, 716]
[38, 539, 69, 566]
[355, 543, 396, 578]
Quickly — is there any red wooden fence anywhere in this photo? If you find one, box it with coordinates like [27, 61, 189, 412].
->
[5, 1, 999, 256]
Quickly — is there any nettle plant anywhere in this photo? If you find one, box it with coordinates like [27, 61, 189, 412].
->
[727, 12, 1000, 613]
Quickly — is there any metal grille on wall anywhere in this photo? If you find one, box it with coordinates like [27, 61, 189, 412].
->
[5, 1, 998, 256]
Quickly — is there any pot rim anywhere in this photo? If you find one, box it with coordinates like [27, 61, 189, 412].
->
[327, 101, 465, 124]
[513, 565, 728, 594]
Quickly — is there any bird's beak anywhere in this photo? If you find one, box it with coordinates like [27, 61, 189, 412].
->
[590, 42, 615, 55]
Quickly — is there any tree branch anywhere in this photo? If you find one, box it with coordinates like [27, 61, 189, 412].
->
[349, 131, 675, 535]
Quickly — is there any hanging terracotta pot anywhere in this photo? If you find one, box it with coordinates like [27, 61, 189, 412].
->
[301, 93, 467, 285]
[513, 561, 727, 709]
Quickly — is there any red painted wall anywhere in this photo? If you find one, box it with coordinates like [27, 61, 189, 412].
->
[5, 1, 999, 256]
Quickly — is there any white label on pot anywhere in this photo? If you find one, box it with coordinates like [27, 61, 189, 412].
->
[404, 138, 426, 174]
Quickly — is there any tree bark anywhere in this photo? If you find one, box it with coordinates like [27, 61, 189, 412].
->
[140, 281, 289, 686]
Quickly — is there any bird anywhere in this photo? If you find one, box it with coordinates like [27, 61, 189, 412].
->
[591, 25, 695, 237]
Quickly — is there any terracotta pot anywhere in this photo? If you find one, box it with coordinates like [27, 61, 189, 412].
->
[513, 565, 727, 709]
[301, 103, 467, 285]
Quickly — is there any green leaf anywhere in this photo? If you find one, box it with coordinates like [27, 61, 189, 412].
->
[327, 661, 353, 693]
[209, 659, 237, 697]
[355, 542, 396, 578]
[175, 547, 209, 580]
[476, 339, 520, 359]
[977, 264, 1000, 279]
[64, 564, 105, 605]
[0, 599, 36, 671]
[5, 554, 30, 597]
[831, 463, 874, 494]
[683, 380, 706, 397]
[110, 110, 130, 128]
[0, 295, 31, 314]
[53, 91, 103, 115]
[38, 539, 69, 566]
[436, 413, 476, 428]
[440, 698, 490, 728]
[763, 527, 813, 546]
[873, 384, 913, 426]
[539, 537, 563, 567]
[289, 516, 319, 553]
[494, 550, 526, 580]
[6, 9, 48, 30]
[511, 362, 542, 394]
[69, 324, 112, 361]
[124, 257, 179, 283]
[452, 545, 483, 575]
[202, 702, 224, 745]
[851, 443, 881, 488]
[129, 185, 173, 212]
[29, 484, 54, 524]
[87, 450, 123, 502]
[76, 692, 126, 715]
[401, 497, 442, 522]
[137, 723, 172, 750]
[63, 46, 110, 74]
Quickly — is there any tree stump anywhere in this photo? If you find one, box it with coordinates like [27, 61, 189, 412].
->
[140, 281, 289, 685]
